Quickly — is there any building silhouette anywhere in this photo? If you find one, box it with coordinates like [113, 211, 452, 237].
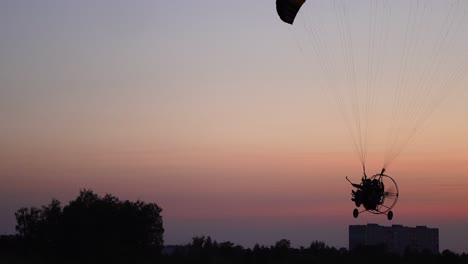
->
[349, 224, 439, 255]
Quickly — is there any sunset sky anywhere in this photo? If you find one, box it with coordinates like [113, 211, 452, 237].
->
[1, 0, 468, 253]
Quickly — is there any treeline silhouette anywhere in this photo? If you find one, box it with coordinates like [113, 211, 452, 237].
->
[162, 236, 467, 264]
[1, 189, 163, 263]
[1, 189, 467, 264]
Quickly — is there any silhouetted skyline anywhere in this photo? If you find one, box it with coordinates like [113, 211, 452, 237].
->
[1, 0, 467, 254]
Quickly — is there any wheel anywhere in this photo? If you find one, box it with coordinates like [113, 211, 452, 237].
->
[387, 211, 393, 220]
[353, 208, 359, 218]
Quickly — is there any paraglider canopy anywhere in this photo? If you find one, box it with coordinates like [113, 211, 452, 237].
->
[276, 0, 306, 25]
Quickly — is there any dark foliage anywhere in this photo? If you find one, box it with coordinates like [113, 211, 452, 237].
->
[160, 236, 468, 264]
[11, 189, 164, 263]
[4, 233, 468, 264]
[3, 190, 468, 264]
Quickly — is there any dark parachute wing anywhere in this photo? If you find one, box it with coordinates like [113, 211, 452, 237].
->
[276, 0, 306, 25]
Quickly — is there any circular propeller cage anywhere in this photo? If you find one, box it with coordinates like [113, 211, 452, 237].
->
[367, 174, 399, 214]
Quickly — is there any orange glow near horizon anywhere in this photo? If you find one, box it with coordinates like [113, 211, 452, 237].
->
[1, 0, 468, 253]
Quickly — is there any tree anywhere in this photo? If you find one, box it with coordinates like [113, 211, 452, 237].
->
[15, 207, 42, 240]
[273, 239, 291, 261]
[274, 239, 291, 250]
[14, 189, 164, 261]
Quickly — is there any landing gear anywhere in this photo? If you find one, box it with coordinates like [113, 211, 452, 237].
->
[353, 208, 359, 218]
[387, 211, 393, 220]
